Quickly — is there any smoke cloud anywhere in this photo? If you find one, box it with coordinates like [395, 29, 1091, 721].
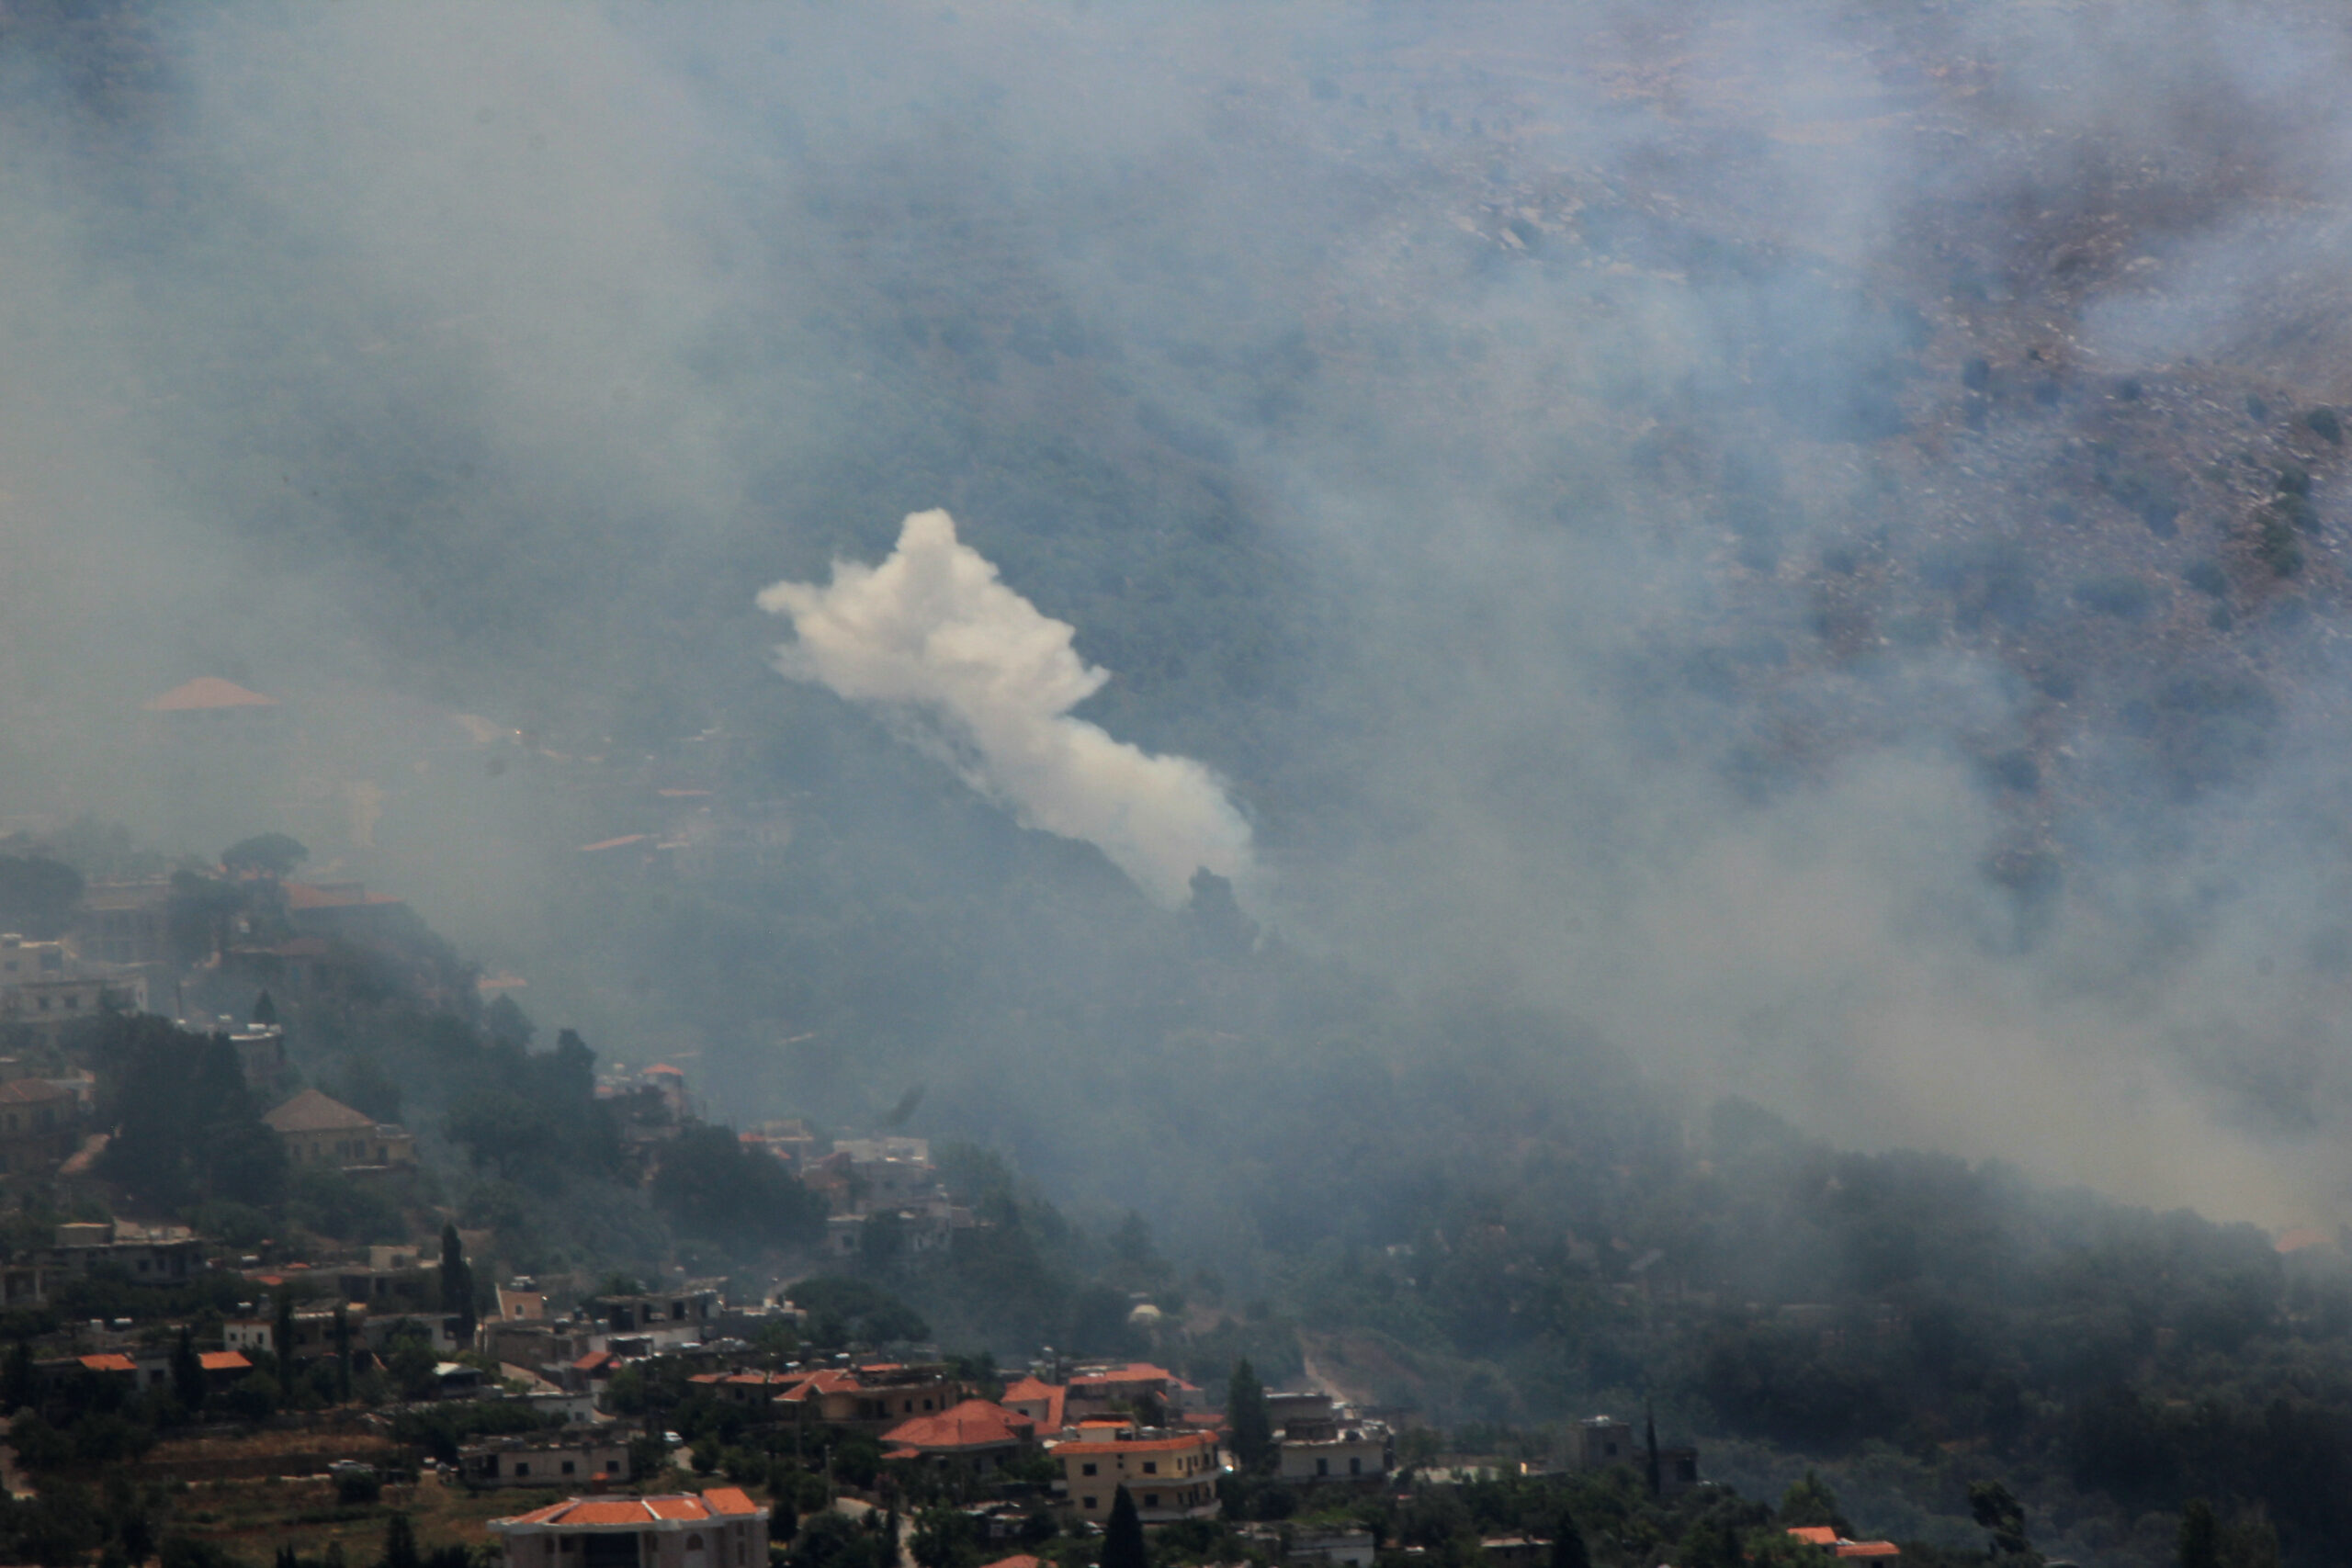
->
[758, 509, 1254, 908]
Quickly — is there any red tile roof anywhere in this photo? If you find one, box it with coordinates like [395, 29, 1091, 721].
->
[571, 1349, 616, 1371]
[143, 677, 278, 712]
[981, 1557, 1046, 1568]
[493, 1490, 768, 1529]
[1788, 1529, 1839, 1547]
[283, 881, 404, 911]
[1002, 1375, 1068, 1431]
[883, 1399, 1035, 1452]
[1049, 1431, 1218, 1457]
[263, 1089, 378, 1134]
[79, 1353, 135, 1372]
[1835, 1546, 1901, 1561]
[578, 835, 650, 853]
[198, 1351, 251, 1371]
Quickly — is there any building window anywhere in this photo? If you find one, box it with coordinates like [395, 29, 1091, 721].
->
[516, 1463, 530, 1476]
[1317, 1458, 1329, 1476]
[1081, 1463, 1097, 1476]
[562, 1461, 576, 1474]
[1143, 1462, 1158, 1474]
[1350, 1457, 1363, 1475]
[1082, 1497, 1096, 1511]
[1144, 1495, 1159, 1508]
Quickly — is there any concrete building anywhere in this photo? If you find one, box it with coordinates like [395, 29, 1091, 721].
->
[490, 1488, 768, 1567]
[1276, 1414, 1392, 1484]
[72, 879, 171, 967]
[462, 1427, 632, 1488]
[1048, 1427, 1223, 1523]
[772, 1362, 965, 1432]
[0, 1079, 78, 1175]
[37, 1222, 202, 1283]
[1572, 1416, 1636, 1472]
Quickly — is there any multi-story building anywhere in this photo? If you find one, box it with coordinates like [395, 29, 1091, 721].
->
[1047, 1426, 1224, 1523]
[0, 1079, 78, 1175]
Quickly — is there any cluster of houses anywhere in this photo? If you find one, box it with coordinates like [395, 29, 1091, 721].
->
[475, 1348, 1406, 1561]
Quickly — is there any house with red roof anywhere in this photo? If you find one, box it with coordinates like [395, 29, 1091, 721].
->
[1046, 1425, 1224, 1524]
[1000, 1375, 1067, 1435]
[490, 1488, 767, 1565]
[1064, 1361, 1178, 1421]
[880, 1398, 1037, 1474]
[771, 1362, 965, 1432]
[1788, 1527, 1902, 1561]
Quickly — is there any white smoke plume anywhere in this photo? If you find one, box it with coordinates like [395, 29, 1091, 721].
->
[758, 510, 1254, 908]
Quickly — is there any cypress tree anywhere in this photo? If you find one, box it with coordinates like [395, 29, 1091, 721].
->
[275, 1289, 296, 1385]
[1643, 1404, 1660, 1499]
[1101, 1486, 1147, 1568]
[2177, 1499, 2219, 1568]
[440, 1223, 476, 1348]
[1227, 1359, 1272, 1474]
[1551, 1510, 1591, 1568]
[334, 1303, 354, 1403]
[3, 1337, 33, 1413]
[171, 1325, 206, 1414]
[379, 1513, 421, 1568]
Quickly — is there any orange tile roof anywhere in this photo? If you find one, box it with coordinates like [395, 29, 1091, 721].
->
[1002, 1375, 1068, 1431]
[492, 1490, 767, 1529]
[198, 1351, 251, 1371]
[1835, 1546, 1901, 1560]
[1788, 1528, 1839, 1547]
[572, 1349, 615, 1371]
[282, 882, 403, 911]
[883, 1399, 1035, 1451]
[79, 1353, 135, 1372]
[578, 835, 650, 853]
[143, 677, 278, 712]
[1049, 1432, 1217, 1457]
[264, 1088, 379, 1134]
[982, 1557, 1046, 1568]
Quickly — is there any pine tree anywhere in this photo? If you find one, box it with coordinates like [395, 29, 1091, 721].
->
[1227, 1359, 1272, 1474]
[1101, 1486, 1148, 1568]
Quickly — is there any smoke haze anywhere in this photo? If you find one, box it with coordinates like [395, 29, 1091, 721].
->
[8, 0, 2352, 1232]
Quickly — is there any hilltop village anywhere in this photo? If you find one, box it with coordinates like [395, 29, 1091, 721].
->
[0, 774, 1935, 1567]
